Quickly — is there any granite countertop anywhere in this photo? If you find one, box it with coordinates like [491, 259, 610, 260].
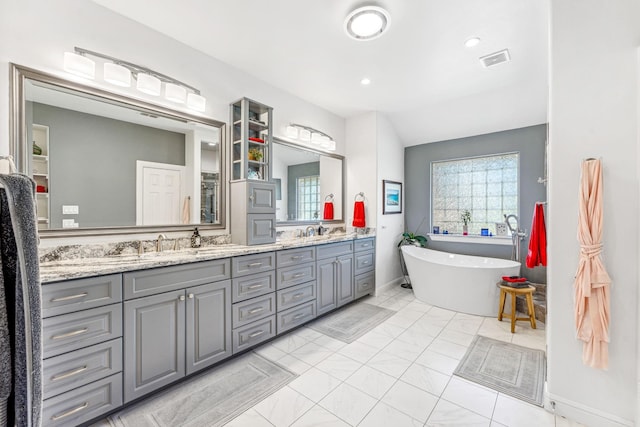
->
[39, 232, 376, 284]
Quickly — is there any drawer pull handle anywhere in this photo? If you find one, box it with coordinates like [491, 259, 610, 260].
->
[292, 273, 305, 279]
[361, 283, 369, 288]
[188, 293, 194, 299]
[291, 255, 303, 260]
[362, 243, 369, 247]
[247, 284, 264, 290]
[293, 313, 308, 321]
[51, 402, 88, 421]
[291, 293, 304, 300]
[362, 261, 370, 265]
[248, 330, 264, 339]
[50, 292, 88, 303]
[248, 307, 264, 315]
[51, 365, 88, 382]
[248, 262, 263, 268]
[52, 328, 88, 340]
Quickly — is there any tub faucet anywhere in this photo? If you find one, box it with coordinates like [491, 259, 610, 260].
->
[504, 214, 526, 261]
[304, 226, 315, 237]
[156, 234, 168, 252]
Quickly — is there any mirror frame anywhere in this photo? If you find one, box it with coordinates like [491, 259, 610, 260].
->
[272, 136, 345, 226]
[10, 63, 227, 237]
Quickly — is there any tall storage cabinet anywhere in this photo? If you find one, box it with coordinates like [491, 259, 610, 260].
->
[230, 98, 276, 245]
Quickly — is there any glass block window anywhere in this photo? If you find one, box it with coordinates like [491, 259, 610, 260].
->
[431, 153, 519, 234]
[297, 175, 320, 220]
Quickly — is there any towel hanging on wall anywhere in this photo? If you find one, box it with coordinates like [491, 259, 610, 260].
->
[352, 193, 366, 228]
[526, 203, 547, 268]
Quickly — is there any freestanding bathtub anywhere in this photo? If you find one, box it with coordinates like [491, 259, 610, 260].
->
[401, 245, 521, 317]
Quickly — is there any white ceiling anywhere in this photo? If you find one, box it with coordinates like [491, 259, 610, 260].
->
[91, 0, 549, 146]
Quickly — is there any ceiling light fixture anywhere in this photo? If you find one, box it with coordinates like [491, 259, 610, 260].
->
[344, 5, 391, 41]
[464, 37, 481, 48]
[360, 77, 371, 85]
[286, 123, 336, 151]
[62, 47, 206, 112]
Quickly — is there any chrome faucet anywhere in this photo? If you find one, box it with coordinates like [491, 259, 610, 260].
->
[504, 214, 526, 261]
[156, 234, 168, 252]
[304, 226, 316, 237]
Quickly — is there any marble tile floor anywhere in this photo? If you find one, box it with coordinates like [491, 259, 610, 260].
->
[223, 286, 585, 427]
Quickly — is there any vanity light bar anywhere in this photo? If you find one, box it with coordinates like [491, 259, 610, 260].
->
[62, 47, 206, 112]
[285, 123, 336, 151]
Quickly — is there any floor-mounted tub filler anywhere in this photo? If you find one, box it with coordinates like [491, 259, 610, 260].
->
[401, 246, 521, 317]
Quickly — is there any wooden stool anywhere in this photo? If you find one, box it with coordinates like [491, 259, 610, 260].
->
[497, 285, 537, 333]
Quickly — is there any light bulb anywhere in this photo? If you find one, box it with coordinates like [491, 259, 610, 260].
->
[103, 63, 131, 87]
[63, 52, 95, 79]
[136, 73, 161, 96]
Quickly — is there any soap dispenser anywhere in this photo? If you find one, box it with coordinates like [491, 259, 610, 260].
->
[190, 227, 202, 248]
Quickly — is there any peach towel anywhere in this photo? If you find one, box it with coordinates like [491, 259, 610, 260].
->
[574, 159, 611, 370]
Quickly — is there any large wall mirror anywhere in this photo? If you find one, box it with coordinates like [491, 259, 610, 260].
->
[272, 138, 343, 224]
[10, 64, 225, 236]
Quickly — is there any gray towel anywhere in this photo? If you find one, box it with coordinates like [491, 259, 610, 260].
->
[0, 174, 42, 427]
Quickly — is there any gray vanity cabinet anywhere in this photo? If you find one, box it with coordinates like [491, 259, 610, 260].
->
[230, 180, 277, 245]
[186, 281, 232, 375]
[122, 260, 232, 403]
[354, 238, 376, 299]
[316, 242, 355, 316]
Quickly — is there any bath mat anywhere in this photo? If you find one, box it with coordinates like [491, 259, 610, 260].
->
[309, 302, 396, 343]
[105, 353, 297, 427]
[454, 335, 546, 406]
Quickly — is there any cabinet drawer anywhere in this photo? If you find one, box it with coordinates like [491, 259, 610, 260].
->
[277, 281, 316, 311]
[276, 247, 316, 268]
[232, 271, 276, 303]
[233, 293, 276, 328]
[43, 373, 122, 427]
[232, 315, 276, 354]
[247, 181, 276, 214]
[354, 251, 375, 276]
[43, 304, 122, 359]
[43, 339, 122, 400]
[42, 274, 122, 318]
[276, 301, 316, 334]
[355, 272, 375, 299]
[277, 262, 316, 290]
[123, 259, 230, 299]
[246, 214, 276, 245]
[316, 241, 354, 260]
[232, 252, 275, 277]
[354, 238, 375, 253]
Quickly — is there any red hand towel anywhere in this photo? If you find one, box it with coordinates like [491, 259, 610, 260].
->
[352, 201, 366, 228]
[249, 137, 264, 143]
[502, 276, 528, 282]
[526, 203, 547, 268]
[323, 202, 334, 220]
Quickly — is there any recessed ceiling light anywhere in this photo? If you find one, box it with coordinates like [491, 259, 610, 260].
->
[465, 37, 481, 48]
[360, 77, 371, 85]
[344, 6, 391, 41]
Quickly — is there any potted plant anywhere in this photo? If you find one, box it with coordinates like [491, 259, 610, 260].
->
[461, 209, 471, 235]
[248, 147, 263, 161]
[397, 227, 428, 289]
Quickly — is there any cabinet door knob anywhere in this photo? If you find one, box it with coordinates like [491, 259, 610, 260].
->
[249, 195, 254, 202]
[179, 295, 186, 301]
[188, 293, 194, 299]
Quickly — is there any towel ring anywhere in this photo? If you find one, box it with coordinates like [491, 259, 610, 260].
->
[325, 194, 334, 202]
[354, 192, 365, 202]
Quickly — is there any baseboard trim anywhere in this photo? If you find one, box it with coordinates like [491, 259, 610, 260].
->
[375, 276, 405, 296]
[547, 392, 634, 427]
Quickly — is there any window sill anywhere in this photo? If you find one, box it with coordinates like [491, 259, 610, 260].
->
[428, 233, 512, 246]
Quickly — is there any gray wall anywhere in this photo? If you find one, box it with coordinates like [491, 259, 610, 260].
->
[287, 162, 320, 220]
[33, 103, 185, 228]
[405, 124, 547, 283]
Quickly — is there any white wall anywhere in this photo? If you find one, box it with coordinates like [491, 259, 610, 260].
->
[0, 0, 345, 243]
[345, 112, 378, 229]
[548, 1, 640, 426]
[375, 113, 405, 288]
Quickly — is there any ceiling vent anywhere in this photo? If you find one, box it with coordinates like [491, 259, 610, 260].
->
[479, 49, 511, 68]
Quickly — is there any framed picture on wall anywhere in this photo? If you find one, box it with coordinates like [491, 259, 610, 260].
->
[382, 180, 402, 214]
